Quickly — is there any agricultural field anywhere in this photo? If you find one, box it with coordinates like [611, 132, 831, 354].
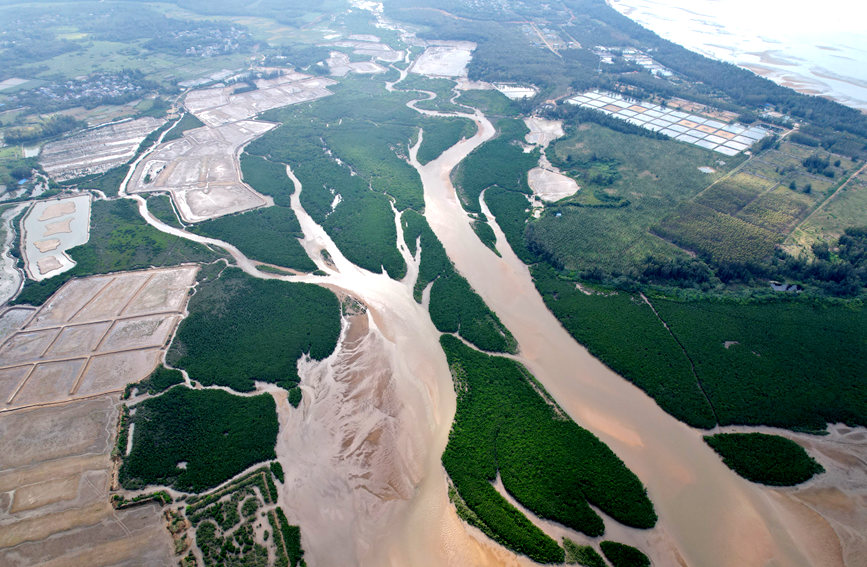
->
[0, 398, 174, 566]
[527, 121, 732, 275]
[39, 117, 164, 181]
[653, 139, 860, 267]
[0, 266, 197, 411]
[129, 119, 274, 223]
[787, 166, 867, 254]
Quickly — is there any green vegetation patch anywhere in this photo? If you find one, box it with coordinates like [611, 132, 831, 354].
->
[704, 432, 824, 486]
[402, 210, 515, 353]
[535, 265, 867, 430]
[485, 186, 534, 263]
[124, 365, 184, 398]
[563, 539, 606, 567]
[655, 297, 867, 429]
[120, 386, 278, 492]
[441, 335, 656, 563]
[146, 193, 183, 228]
[533, 265, 716, 428]
[14, 198, 220, 306]
[456, 89, 520, 117]
[168, 267, 340, 391]
[417, 116, 475, 165]
[452, 118, 537, 214]
[600, 541, 651, 567]
[653, 202, 779, 264]
[191, 206, 316, 272]
[163, 112, 205, 142]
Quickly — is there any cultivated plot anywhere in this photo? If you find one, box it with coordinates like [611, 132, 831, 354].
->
[184, 72, 336, 127]
[130, 120, 275, 222]
[0, 265, 198, 412]
[329, 34, 404, 63]
[39, 117, 165, 181]
[567, 90, 770, 156]
[20, 195, 91, 281]
[0, 397, 174, 566]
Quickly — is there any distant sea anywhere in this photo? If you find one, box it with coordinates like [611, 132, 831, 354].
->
[608, 0, 867, 111]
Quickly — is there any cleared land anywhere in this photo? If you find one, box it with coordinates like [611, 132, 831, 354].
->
[411, 42, 475, 77]
[183, 72, 335, 127]
[129, 120, 274, 223]
[0, 265, 197, 412]
[20, 195, 91, 281]
[327, 51, 386, 76]
[130, 72, 336, 223]
[39, 117, 164, 181]
[0, 397, 173, 566]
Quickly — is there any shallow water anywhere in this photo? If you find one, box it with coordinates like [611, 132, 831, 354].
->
[609, 0, 867, 110]
[119, 74, 853, 566]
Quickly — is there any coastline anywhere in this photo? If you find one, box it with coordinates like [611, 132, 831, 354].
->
[607, 0, 867, 112]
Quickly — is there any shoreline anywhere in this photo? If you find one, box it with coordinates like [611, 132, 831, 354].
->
[606, 0, 867, 113]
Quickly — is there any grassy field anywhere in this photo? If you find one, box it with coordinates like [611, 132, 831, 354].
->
[704, 432, 824, 486]
[121, 386, 278, 492]
[789, 168, 867, 254]
[167, 267, 341, 392]
[530, 122, 734, 275]
[653, 201, 780, 264]
[440, 335, 655, 563]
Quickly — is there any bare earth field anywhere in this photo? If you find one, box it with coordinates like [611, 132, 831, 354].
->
[183, 72, 336, 127]
[411, 42, 476, 77]
[329, 36, 404, 63]
[0, 265, 198, 412]
[523, 117, 580, 202]
[130, 71, 336, 223]
[129, 120, 275, 223]
[39, 118, 165, 181]
[327, 51, 387, 76]
[0, 397, 174, 567]
[20, 195, 91, 281]
[0, 265, 199, 566]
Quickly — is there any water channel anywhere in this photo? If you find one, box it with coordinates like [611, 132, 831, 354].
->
[119, 90, 845, 567]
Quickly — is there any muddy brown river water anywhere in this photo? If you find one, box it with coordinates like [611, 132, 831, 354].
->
[118, 88, 858, 566]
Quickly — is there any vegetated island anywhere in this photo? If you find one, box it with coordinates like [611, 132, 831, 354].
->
[704, 432, 825, 486]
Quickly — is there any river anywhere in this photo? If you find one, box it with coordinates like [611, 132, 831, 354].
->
[608, 0, 867, 111]
[116, 74, 854, 566]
